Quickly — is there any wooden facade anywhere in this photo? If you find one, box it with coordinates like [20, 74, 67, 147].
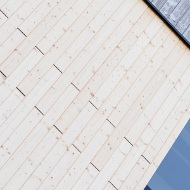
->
[0, 0, 190, 189]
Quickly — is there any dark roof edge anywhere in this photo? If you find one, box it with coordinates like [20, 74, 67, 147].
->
[144, 0, 190, 48]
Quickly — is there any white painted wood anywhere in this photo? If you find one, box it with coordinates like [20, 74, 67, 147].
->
[37, 145, 80, 190]
[11, 0, 108, 95]
[4, 127, 61, 190]
[119, 156, 149, 190]
[0, 0, 44, 45]
[0, 0, 9, 9]
[19, 0, 62, 36]
[55, 120, 114, 189]
[104, 183, 117, 190]
[0, 85, 78, 188]
[91, 28, 178, 172]
[0, 83, 12, 105]
[60, 102, 97, 142]
[0, 48, 43, 107]
[110, 145, 143, 189]
[126, 41, 187, 144]
[0, 1, 190, 189]
[0, 88, 24, 125]
[0, 48, 43, 105]
[0, 66, 61, 145]
[0, 11, 7, 27]
[72, 163, 99, 190]
[1, 0, 27, 17]
[54, 0, 140, 73]
[0, 29, 25, 65]
[37, 0, 94, 54]
[36, 0, 133, 114]
[72, 0, 149, 91]
[20, 140, 68, 190]
[5, 47, 43, 91]
[0, 0, 76, 76]
[107, 29, 176, 127]
[0, 108, 43, 167]
[0, 72, 6, 85]
[55, 4, 153, 140]
[89, 139, 132, 190]
[134, 163, 157, 190]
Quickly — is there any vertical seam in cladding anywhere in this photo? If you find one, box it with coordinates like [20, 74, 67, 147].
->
[72, 144, 81, 153]
[71, 82, 80, 92]
[0, 9, 8, 18]
[35, 46, 45, 55]
[34, 106, 44, 115]
[108, 181, 118, 190]
[16, 87, 25, 97]
[53, 125, 63, 134]
[141, 155, 151, 164]
[89, 101, 98, 110]
[17, 28, 27, 37]
[90, 162, 100, 171]
[0, 70, 7, 78]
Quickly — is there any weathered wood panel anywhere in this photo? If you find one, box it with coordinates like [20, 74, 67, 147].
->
[148, 0, 190, 44]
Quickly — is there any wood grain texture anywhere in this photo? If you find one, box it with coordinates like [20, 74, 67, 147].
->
[0, 0, 190, 189]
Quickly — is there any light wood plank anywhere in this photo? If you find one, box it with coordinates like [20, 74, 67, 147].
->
[72, 163, 99, 190]
[0, 0, 9, 9]
[35, 0, 134, 114]
[15, 0, 109, 96]
[91, 28, 178, 172]
[19, 0, 62, 36]
[0, 29, 25, 65]
[55, 120, 114, 189]
[88, 139, 132, 190]
[5, 47, 43, 91]
[0, 108, 43, 168]
[0, 1, 190, 189]
[0, 10, 7, 27]
[126, 41, 187, 144]
[1, 0, 26, 17]
[104, 183, 118, 190]
[0, 66, 61, 145]
[54, 3, 152, 138]
[0, 85, 78, 188]
[0, 0, 76, 76]
[37, 0, 94, 54]
[0, 47, 43, 106]
[0, 88, 24, 125]
[110, 145, 143, 189]
[20, 139, 69, 190]
[0, 0, 44, 45]
[2, 127, 61, 189]
[37, 145, 80, 190]
[119, 156, 149, 190]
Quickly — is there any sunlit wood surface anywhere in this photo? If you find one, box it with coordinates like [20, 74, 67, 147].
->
[0, 0, 190, 189]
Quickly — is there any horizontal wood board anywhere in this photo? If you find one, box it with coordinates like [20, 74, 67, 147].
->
[0, 0, 190, 189]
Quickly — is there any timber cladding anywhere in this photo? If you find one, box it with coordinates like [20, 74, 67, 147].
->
[0, 0, 190, 189]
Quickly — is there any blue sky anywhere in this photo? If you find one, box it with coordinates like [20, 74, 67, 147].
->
[148, 119, 190, 190]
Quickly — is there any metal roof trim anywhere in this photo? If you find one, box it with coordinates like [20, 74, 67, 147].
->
[144, 0, 190, 48]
